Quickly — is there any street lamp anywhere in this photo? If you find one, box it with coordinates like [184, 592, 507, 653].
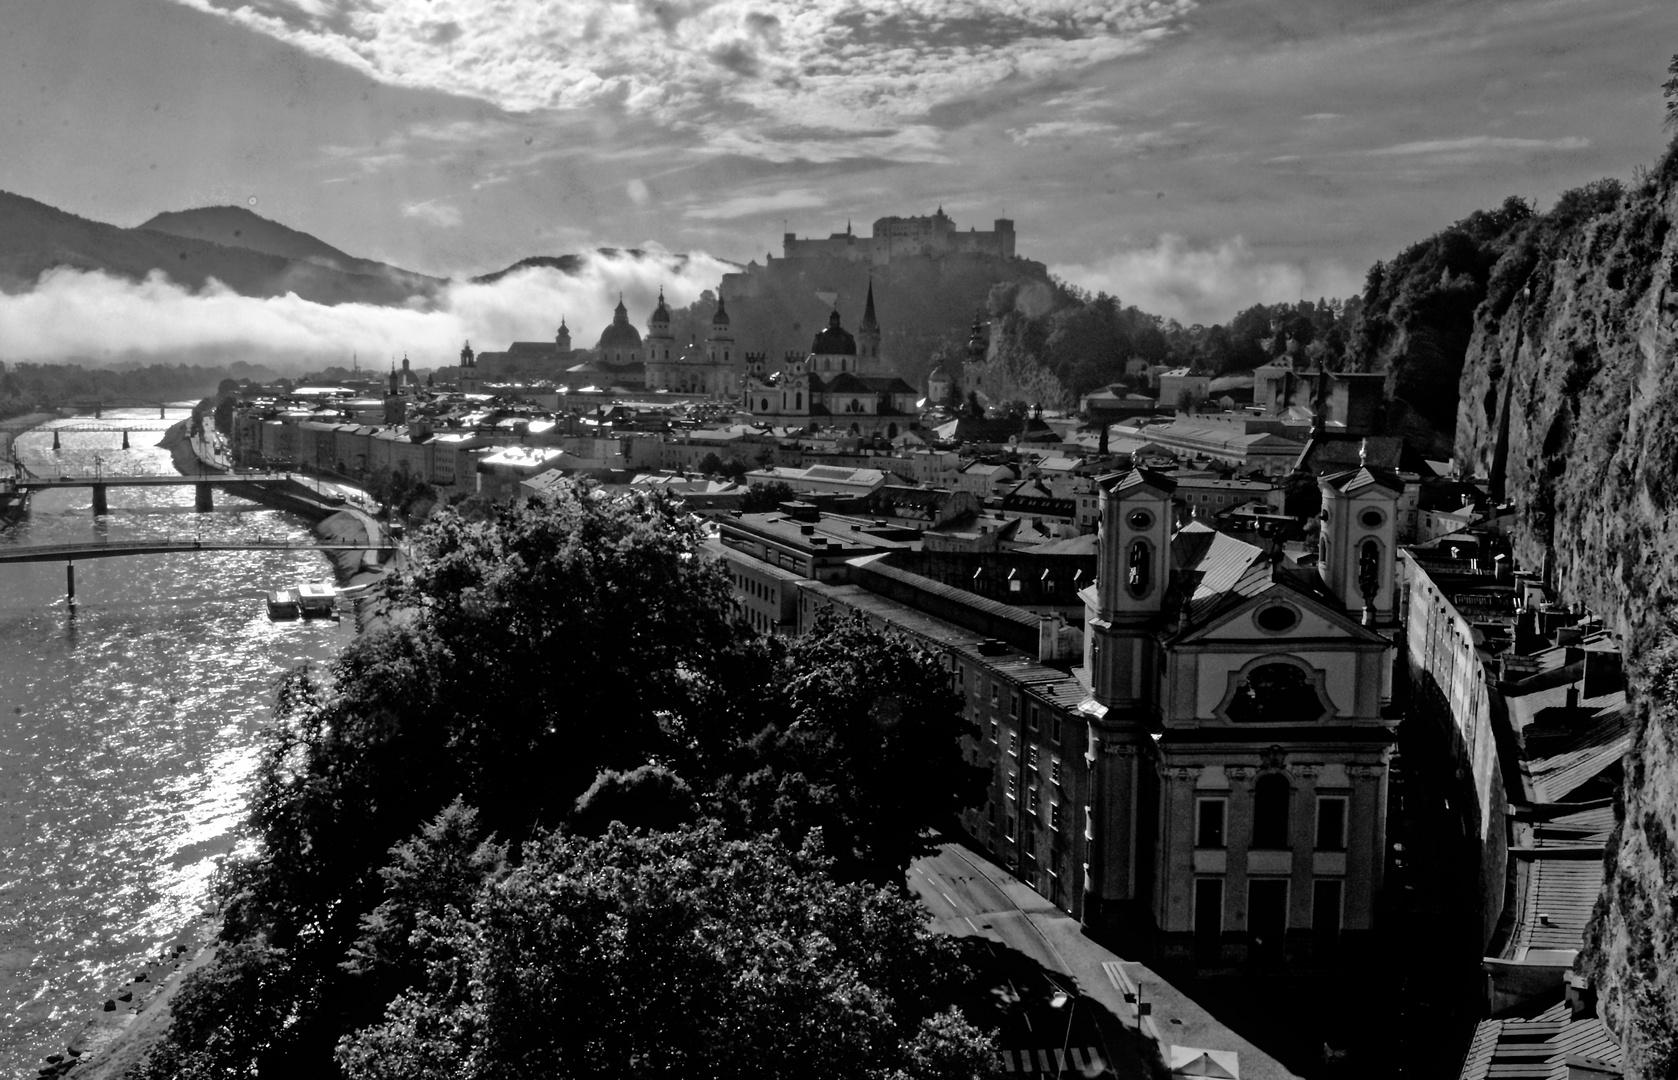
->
[1049, 984, 1074, 1079]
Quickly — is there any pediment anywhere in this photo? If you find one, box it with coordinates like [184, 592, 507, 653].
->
[1176, 578, 1386, 646]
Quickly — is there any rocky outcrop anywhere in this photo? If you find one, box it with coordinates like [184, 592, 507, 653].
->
[1453, 141, 1678, 1078]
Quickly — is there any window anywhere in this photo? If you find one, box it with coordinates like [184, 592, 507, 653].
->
[1027, 745, 1039, 770]
[1227, 662, 1327, 724]
[1316, 797, 1347, 851]
[1008, 732, 1018, 758]
[1196, 798, 1227, 849]
[1006, 771, 1018, 800]
[1050, 758, 1061, 787]
[1194, 878, 1223, 962]
[1313, 878, 1343, 938]
[1006, 815, 1018, 841]
[1010, 693, 1019, 719]
[990, 683, 999, 706]
[1051, 714, 1062, 744]
[1028, 704, 1040, 732]
[989, 720, 998, 743]
[1252, 774, 1292, 849]
[1026, 787, 1038, 813]
[1049, 802, 1061, 831]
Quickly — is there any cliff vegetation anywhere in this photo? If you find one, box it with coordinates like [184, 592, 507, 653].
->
[1442, 120, 1678, 1077]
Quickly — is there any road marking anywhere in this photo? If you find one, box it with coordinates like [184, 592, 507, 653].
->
[963, 916, 980, 932]
[1101, 960, 1125, 991]
[940, 891, 958, 908]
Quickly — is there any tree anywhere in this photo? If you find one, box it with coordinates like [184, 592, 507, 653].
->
[1666, 53, 1678, 128]
[742, 480, 798, 512]
[696, 450, 726, 476]
[699, 609, 990, 884]
[139, 481, 993, 1076]
[335, 825, 999, 1080]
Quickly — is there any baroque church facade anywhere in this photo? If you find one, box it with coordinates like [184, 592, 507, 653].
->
[948, 464, 1402, 970]
[742, 283, 919, 436]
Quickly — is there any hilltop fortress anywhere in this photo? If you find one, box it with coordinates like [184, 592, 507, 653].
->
[775, 208, 1016, 264]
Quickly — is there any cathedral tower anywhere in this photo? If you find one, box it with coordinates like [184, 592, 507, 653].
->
[857, 280, 882, 373]
[1316, 458, 1401, 629]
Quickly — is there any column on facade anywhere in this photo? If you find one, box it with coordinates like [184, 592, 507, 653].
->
[1288, 763, 1320, 936]
[1159, 763, 1203, 934]
[1222, 765, 1253, 943]
[1344, 762, 1385, 932]
[1091, 739, 1141, 906]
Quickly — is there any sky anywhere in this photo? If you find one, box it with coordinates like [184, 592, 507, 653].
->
[1, 0, 1675, 347]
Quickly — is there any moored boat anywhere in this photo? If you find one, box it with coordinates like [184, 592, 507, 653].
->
[266, 588, 302, 620]
[296, 582, 338, 618]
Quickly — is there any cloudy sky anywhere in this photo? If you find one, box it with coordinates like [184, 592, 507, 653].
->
[3, 0, 1675, 326]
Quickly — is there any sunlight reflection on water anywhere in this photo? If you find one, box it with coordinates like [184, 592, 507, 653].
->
[0, 412, 351, 1071]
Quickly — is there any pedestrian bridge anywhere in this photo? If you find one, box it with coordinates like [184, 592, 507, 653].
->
[0, 538, 389, 564]
[14, 471, 311, 514]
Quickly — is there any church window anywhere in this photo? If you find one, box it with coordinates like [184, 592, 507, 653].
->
[1358, 508, 1385, 528]
[1316, 797, 1347, 851]
[1252, 775, 1291, 849]
[761, 399, 770, 411]
[1358, 540, 1382, 602]
[1255, 605, 1299, 632]
[1196, 798, 1226, 848]
[1126, 509, 1153, 530]
[1126, 539, 1151, 597]
[795, 392, 802, 409]
[1227, 662, 1327, 724]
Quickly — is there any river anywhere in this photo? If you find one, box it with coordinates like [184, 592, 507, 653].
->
[0, 410, 351, 1075]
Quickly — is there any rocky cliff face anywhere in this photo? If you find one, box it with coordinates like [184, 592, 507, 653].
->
[1454, 144, 1678, 1077]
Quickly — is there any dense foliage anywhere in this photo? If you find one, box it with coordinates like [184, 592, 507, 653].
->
[139, 480, 992, 1078]
[929, 279, 1360, 411]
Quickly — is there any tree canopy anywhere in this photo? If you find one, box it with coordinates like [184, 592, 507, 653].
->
[139, 479, 991, 1077]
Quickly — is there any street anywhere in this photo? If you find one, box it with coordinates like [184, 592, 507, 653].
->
[909, 840, 1305, 1080]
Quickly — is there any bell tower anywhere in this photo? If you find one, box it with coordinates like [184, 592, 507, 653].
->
[1316, 459, 1402, 628]
[1086, 468, 1176, 713]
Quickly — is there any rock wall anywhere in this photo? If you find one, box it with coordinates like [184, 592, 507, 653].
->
[1453, 143, 1678, 1078]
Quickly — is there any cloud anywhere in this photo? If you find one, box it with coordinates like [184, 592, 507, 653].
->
[1055, 235, 1360, 325]
[1364, 135, 1591, 157]
[1007, 120, 1119, 144]
[685, 188, 829, 220]
[0, 252, 736, 372]
[166, 0, 1196, 161]
[401, 200, 463, 227]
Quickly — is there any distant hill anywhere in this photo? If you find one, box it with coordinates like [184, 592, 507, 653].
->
[0, 190, 443, 307]
[140, 205, 426, 284]
[469, 249, 729, 286]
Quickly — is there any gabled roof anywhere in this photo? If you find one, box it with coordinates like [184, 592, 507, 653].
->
[1098, 467, 1177, 496]
[1319, 465, 1404, 495]
[1172, 531, 1387, 644]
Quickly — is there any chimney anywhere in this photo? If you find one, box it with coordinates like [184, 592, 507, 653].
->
[1565, 685, 1579, 710]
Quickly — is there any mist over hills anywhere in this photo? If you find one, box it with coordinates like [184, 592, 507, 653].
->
[0, 190, 445, 308]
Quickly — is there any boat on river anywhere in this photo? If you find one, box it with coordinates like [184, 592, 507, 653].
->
[266, 587, 302, 620]
[296, 582, 337, 618]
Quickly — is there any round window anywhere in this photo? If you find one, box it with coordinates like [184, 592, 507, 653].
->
[1127, 509, 1154, 530]
[1255, 605, 1299, 632]
[1359, 508, 1385, 528]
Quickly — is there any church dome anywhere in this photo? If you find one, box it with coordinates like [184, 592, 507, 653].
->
[810, 309, 856, 355]
[596, 294, 644, 351]
[711, 296, 730, 327]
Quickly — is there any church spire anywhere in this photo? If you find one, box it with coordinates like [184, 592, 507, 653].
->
[861, 278, 878, 331]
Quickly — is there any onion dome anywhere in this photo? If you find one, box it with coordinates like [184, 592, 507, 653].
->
[711, 295, 730, 327]
[651, 289, 671, 327]
[810, 308, 856, 355]
[596, 292, 644, 350]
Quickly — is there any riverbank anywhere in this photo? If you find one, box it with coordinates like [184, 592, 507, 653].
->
[29, 421, 397, 1079]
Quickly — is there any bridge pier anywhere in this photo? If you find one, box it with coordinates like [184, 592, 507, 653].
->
[159, 405, 166, 419]
[51, 430, 60, 451]
[65, 560, 75, 607]
[121, 430, 130, 450]
[91, 484, 107, 517]
[94, 402, 101, 419]
[195, 482, 213, 512]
